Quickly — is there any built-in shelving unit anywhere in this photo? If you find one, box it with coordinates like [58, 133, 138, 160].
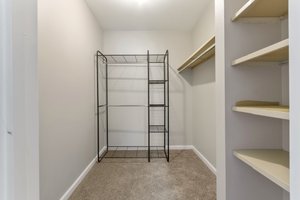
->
[232, 39, 289, 66]
[229, 0, 290, 198]
[178, 36, 215, 72]
[233, 101, 289, 120]
[232, 0, 288, 21]
[234, 149, 289, 192]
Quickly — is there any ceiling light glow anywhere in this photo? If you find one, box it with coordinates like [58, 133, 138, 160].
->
[123, 0, 149, 6]
[137, 0, 148, 6]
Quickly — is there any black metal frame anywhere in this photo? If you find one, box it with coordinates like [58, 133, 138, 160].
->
[96, 51, 109, 162]
[96, 50, 170, 162]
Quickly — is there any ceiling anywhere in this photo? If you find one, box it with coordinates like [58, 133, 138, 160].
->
[86, 0, 211, 31]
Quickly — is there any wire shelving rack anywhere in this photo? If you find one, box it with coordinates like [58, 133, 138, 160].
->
[96, 50, 170, 162]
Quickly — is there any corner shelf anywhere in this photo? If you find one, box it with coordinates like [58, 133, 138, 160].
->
[232, 39, 289, 66]
[232, 0, 288, 21]
[234, 149, 289, 192]
[178, 36, 215, 73]
[232, 101, 289, 120]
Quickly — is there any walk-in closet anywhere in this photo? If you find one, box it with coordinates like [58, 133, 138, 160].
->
[2, 0, 300, 200]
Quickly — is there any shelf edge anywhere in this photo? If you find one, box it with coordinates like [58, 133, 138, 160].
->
[232, 106, 289, 120]
[232, 0, 257, 21]
[178, 36, 215, 72]
[232, 0, 288, 22]
[232, 39, 289, 66]
[234, 149, 290, 192]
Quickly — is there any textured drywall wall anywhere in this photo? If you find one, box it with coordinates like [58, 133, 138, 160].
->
[102, 30, 193, 146]
[38, 0, 102, 199]
[191, 1, 216, 167]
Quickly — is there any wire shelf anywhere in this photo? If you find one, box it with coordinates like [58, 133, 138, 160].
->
[150, 125, 168, 133]
[102, 146, 167, 159]
[149, 80, 168, 84]
[105, 54, 166, 64]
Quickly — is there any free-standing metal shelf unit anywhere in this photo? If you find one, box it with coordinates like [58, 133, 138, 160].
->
[96, 50, 170, 162]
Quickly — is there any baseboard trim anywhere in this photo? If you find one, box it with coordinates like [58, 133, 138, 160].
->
[169, 145, 216, 175]
[169, 145, 194, 150]
[191, 146, 217, 175]
[60, 145, 216, 199]
[59, 146, 107, 200]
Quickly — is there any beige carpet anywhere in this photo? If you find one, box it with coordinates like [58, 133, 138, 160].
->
[69, 150, 216, 200]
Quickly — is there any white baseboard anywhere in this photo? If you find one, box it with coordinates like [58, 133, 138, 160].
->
[191, 146, 217, 175]
[169, 145, 194, 150]
[169, 145, 216, 175]
[60, 145, 216, 200]
[59, 146, 106, 200]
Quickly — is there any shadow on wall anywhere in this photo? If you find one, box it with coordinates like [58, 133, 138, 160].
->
[177, 67, 193, 86]
[169, 65, 189, 92]
[175, 58, 216, 86]
[169, 64, 192, 145]
[192, 58, 215, 86]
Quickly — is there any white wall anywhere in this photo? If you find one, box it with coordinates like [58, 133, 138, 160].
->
[191, 1, 216, 168]
[1, 1, 39, 200]
[38, 0, 102, 199]
[102, 31, 193, 146]
[192, 1, 215, 50]
[289, 1, 300, 199]
[10, 0, 40, 199]
[0, 0, 10, 199]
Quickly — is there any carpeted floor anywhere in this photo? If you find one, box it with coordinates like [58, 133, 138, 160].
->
[69, 150, 216, 200]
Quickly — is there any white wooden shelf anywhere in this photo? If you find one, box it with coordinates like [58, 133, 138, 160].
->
[178, 36, 215, 73]
[232, 0, 288, 21]
[232, 39, 289, 66]
[234, 149, 289, 192]
[233, 101, 289, 120]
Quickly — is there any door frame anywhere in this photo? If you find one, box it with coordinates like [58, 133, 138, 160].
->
[0, 0, 12, 198]
[1, 0, 39, 199]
